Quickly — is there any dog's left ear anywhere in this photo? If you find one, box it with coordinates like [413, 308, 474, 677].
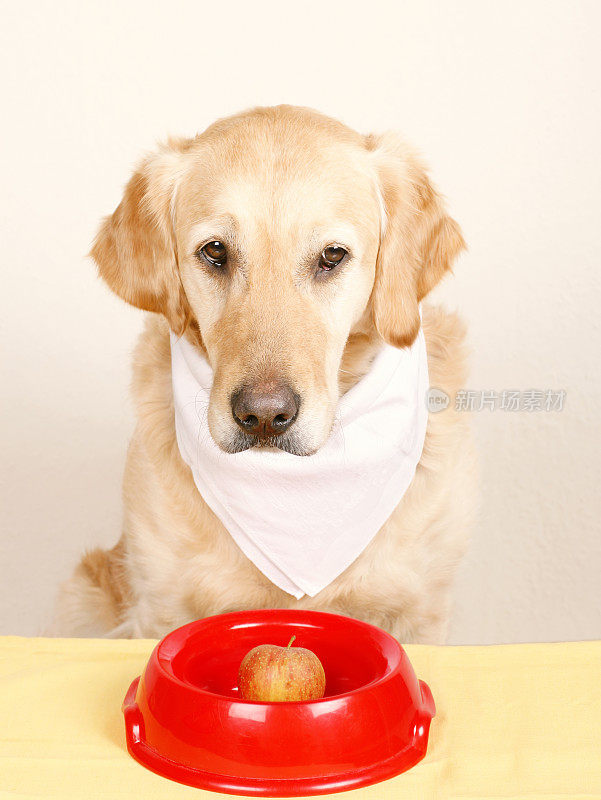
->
[366, 132, 466, 348]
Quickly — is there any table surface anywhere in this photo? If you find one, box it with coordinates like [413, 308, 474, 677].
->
[1, 636, 600, 799]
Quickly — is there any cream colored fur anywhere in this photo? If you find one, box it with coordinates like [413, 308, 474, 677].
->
[48, 106, 476, 643]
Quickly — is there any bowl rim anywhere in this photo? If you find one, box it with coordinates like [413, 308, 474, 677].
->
[153, 608, 405, 707]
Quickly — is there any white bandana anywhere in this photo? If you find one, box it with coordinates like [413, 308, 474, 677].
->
[170, 326, 429, 599]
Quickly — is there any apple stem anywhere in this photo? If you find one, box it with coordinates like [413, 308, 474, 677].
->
[287, 635, 296, 648]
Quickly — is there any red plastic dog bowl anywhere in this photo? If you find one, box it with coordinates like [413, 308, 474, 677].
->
[122, 609, 435, 796]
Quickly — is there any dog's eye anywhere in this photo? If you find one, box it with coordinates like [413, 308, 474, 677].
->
[198, 240, 227, 268]
[319, 245, 347, 271]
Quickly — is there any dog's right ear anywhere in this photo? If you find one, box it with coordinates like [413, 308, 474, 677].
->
[91, 140, 192, 335]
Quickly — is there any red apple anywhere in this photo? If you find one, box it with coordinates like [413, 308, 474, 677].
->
[238, 636, 326, 701]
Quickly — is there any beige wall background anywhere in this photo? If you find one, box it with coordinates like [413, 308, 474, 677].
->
[2, 0, 600, 642]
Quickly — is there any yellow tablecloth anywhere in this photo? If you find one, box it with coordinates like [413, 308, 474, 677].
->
[1, 636, 600, 799]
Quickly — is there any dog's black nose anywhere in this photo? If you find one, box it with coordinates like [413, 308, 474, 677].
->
[232, 382, 299, 439]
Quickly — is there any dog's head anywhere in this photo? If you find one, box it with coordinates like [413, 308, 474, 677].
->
[92, 106, 464, 455]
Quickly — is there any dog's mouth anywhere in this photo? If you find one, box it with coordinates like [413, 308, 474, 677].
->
[222, 429, 316, 457]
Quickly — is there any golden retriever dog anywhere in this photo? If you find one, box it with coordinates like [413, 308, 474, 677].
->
[49, 105, 476, 643]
